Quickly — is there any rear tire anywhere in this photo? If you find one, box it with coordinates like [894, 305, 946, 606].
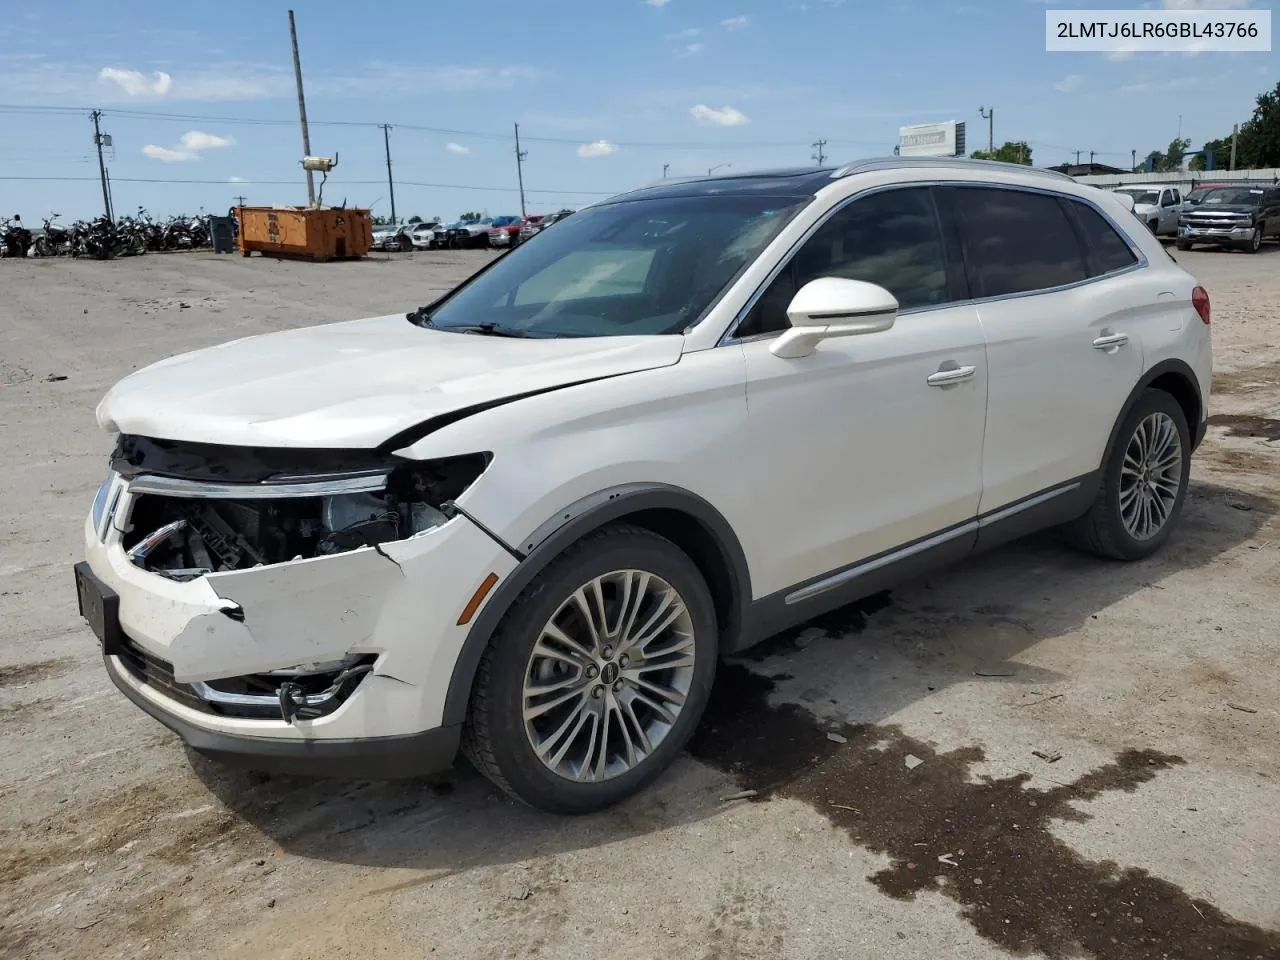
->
[462, 524, 718, 814]
[1175, 239, 1191, 251]
[1239, 228, 1262, 253]
[1065, 389, 1191, 561]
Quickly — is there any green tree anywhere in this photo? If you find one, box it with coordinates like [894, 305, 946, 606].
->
[408, 214, 422, 223]
[1140, 137, 1191, 173]
[970, 141, 1033, 165]
[1237, 81, 1280, 168]
[1189, 136, 1231, 172]
[459, 210, 483, 220]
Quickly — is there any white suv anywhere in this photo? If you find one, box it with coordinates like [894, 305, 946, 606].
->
[75, 158, 1212, 814]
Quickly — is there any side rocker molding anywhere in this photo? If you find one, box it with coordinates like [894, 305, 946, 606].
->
[440, 483, 752, 727]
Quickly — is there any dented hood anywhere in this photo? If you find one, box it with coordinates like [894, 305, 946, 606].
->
[97, 314, 686, 448]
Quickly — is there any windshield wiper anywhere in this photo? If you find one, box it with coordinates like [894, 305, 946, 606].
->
[435, 321, 536, 339]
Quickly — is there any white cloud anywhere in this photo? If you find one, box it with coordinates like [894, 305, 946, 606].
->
[666, 27, 701, 39]
[577, 140, 619, 158]
[1053, 74, 1082, 92]
[1106, 48, 1135, 61]
[1120, 75, 1199, 93]
[644, 0, 673, 6]
[1161, 0, 1252, 8]
[142, 144, 195, 162]
[445, 142, 472, 155]
[179, 130, 233, 151]
[99, 66, 172, 96]
[690, 103, 751, 126]
[721, 15, 751, 29]
[678, 42, 705, 56]
[229, 176, 248, 183]
[141, 129, 234, 162]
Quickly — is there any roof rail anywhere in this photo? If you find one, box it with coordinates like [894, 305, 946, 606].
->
[830, 156, 1075, 183]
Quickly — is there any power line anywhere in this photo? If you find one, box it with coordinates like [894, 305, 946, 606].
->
[0, 102, 889, 150]
[0, 174, 616, 195]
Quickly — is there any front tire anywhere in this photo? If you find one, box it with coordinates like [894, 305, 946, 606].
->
[462, 524, 718, 814]
[1240, 228, 1262, 253]
[1176, 239, 1191, 251]
[1066, 389, 1191, 561]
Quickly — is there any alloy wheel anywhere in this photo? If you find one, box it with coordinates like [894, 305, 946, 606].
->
[522, 570, 696, 782]
[1118, 412, 1183, 541]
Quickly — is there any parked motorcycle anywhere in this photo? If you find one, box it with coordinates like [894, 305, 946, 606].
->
[32, 214, 72, 257]
[1, 215, 33, 258]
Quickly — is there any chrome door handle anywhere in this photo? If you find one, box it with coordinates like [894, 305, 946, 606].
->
[927, 365, 976, 387]
[1092, 332, 1129, 349]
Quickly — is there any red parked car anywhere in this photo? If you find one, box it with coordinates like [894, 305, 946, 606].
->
[487, 215, 524, 248]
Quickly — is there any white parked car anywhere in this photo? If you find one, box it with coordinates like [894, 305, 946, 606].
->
[371, 224, 412, 252]
[76, 157, 1212, 814]
[1112, 184, 1184, 238]
[408, 221, 442, 250]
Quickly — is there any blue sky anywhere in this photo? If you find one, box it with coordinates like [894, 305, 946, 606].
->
[0, 0, 1274, 221]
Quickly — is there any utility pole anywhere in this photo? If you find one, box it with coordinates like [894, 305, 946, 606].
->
[1074, 149, 1082, 165]
[105, 168, 115, 223]
[811, 138, 828, 166]
[1089, 149, 1095, 165]
[979, 106, 994, 154]
[381, 124, 397, 225]
[1230, 123, 1239, 171]
[288, 10, 316, 208]
[1131, 148, 1137, 171]
[662, 163, 670, 178]
[513, 122, 528, 218]
[234, 195, 247, 207]
[90, 110, 112, 222]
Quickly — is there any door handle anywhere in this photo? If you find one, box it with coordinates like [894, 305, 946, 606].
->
[927, 365, 976, 387]
[1092, 332, 1129, 350]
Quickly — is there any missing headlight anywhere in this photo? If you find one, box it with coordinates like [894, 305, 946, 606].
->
[123, 453, 490, 579]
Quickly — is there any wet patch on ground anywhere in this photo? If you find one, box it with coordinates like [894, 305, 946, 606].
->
[1208, 414, 1280, 442]
[0, 657, 79, 688]
[689, 665, 1280, 959]
[743, 592, 893, 661]
[1213, 361, 1280, 396]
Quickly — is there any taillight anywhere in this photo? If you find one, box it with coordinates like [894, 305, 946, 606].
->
[1192, 285, 1210, 325]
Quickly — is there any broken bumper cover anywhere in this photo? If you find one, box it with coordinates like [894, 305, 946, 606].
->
[81, 479, 518, 774]
[105, 654, 461, 778]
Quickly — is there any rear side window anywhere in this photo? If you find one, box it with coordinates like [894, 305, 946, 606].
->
[1065, 200, 1139, 277]
[948, 187, 1088, 298]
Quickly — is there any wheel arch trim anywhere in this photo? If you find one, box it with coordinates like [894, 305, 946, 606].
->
[441, 483, 752, 726]
[1103, 358, 1204, 464]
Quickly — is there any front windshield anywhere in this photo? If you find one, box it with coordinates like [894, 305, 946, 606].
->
[1117, 189, 1159, 205]
[1200, 188, 1264, 205]
[420, 194, 808, 338]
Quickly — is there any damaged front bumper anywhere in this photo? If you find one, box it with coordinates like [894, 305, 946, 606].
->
[78, 448, 518, 777]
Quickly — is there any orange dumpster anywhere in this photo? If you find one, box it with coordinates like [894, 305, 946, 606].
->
[236, 206, 373, 262]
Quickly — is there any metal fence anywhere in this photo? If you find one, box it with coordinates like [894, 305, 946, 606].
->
[1073, 168, 1280, 193]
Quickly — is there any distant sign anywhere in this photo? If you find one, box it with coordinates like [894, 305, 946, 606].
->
[898, 121, 966, 157]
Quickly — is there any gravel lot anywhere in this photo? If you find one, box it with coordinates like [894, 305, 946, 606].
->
[2, 246, 1279, 960]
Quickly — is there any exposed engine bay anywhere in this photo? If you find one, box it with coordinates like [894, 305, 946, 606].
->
[115, 439, 490, 581]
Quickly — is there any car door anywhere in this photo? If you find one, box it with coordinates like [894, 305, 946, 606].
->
[940, 185, 1143, 524]
[1265, 189, 1280, 238]
[734, 185, 988, 600]
[1155, 188, 1173, 234]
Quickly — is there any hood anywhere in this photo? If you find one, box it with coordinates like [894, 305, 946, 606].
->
[97, 314, 686, 449]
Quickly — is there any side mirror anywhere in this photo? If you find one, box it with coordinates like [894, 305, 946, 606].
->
[770, 277, 898, 359]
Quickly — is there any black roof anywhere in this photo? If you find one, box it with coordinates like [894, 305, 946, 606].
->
[603, 166, 838, 203]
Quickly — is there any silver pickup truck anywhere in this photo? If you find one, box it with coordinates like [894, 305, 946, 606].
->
[1112, 184, 1184, 238]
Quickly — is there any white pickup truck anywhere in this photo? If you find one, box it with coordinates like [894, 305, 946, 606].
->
[1112, 184, 1184, 238]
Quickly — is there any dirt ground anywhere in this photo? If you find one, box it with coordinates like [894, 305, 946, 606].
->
[2, 244, 1279, 960]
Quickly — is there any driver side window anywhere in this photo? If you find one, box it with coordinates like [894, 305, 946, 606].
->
[735, 187, 949, 338]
